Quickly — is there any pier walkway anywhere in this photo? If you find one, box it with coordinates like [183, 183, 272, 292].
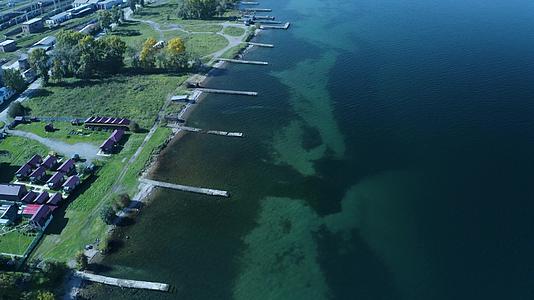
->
[168, 124, 244, 137]
[196, 88, 258, 96]
[140, 178, 230, 197]
[75, 271, 169, 292]
[261, 22, 291, 30]
[217, 58, 269, 65]
[248, 42, 274, 48]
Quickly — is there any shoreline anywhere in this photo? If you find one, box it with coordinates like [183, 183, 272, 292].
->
[88, 27, 261, 263]
[68, 24, 264, 299]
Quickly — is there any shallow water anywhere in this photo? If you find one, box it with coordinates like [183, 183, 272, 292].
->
[85, 0, 534, 299]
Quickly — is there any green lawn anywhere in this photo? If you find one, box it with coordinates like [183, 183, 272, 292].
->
[33, 128, 171, 261]
[111, 20, 160, 50]
[0, 136, 49, 183]
[184, 24, 223, 33]
[185, 33, 229, 57]
[16, 122, 109, 145]
[221, 42, 247, 59]
[0, 227, 36, 256]
[25, 74, 188, 129]
[223, 26, 245, 37]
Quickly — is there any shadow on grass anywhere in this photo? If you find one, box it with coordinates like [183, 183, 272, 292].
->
[43, 172, 100, 236]
[0, 163, 18, 183]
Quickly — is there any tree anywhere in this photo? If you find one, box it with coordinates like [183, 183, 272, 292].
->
[2, 68, 26, 93]
[36, 291, 55, 300]
[75, 251, 88, 270]
[98, 36, 126, 74]
[139, 37, 158, 70]
[115, 193, 131, 209]
[129, 0, 136, 12]
[97, 10, 113, 32]
[7, 102, 27, 118]
[111, 6, 123, 24]
[100, 204, 116, 225]
[29, 48, 50, 85]
[128, 120, 141, 132]
[167, 37, 185, 54]
[178, 0, 219, 19]
[164, 37, 188, 71]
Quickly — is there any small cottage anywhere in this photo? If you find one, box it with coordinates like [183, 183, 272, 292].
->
[21, 191, 38, 203]
[62, 176, 80, 193]
[29, 205, 52, 231]
[27, 154, 43, 168]
[15, 164, 32, 180]
[41, 155, 58, 170]
[46, 172, 65, 189]
[57, 159, 76, 175]
[34, 191, 49, 204]
[29, 166, 46, 183]
[0, 184, 27, 202]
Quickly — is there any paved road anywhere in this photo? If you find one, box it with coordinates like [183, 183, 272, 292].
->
[7, 130, 100, 161]
[0, 78, 43, 123]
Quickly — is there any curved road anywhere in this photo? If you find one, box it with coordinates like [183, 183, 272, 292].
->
[8, 129, 100, 161]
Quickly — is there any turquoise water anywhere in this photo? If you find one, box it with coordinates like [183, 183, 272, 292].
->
[85, 0, 534, 299]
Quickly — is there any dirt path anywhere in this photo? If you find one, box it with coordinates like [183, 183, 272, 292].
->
[7, 129, 100, 161]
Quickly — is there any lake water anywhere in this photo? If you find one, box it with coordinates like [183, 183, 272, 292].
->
[85, 0, 534, 299]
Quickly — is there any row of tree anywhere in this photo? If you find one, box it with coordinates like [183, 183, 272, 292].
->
[178, 0, 236, 19]
[133, 37, 199, 72]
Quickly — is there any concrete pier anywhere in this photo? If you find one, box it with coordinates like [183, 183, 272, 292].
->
[140, 178, 230, 197]
[75, 271, 170, 292]
[168, 124, 244, 137]
[248, 42, 274, 48]
[217, 58, 269, 65]
[261, 22, 290, 30]
[197, 88, 258, 96]
[243, 8, 272, 12]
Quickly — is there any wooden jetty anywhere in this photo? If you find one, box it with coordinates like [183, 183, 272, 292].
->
[140, 178, 230, 197]
[248, 42, 274, 48]
[75, 271, 169, 292]
[261, 22, 290, 30]
[242, 8, 272, 12]
[168, 124, 244, 138]
[197, 88, 258, 96]
[217, 58, 268, 65]
[254, 15, 275, 20]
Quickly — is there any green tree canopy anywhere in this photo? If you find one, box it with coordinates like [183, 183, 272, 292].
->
[2, 68, 26, 93]
[29, 48, 50, 85]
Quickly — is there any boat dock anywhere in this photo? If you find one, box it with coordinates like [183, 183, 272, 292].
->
[240, 1, 259, 4]
[261, 22, 291, 30]
[168, 124, 244, 138]
[197, 88, 258, 96]
[243, 8, 272, 12]
[140, 178, 230, 197]
[217, 58, 268, 65]
[254, 15, 275, 20]
[248, 42, 274, 48]
[75, 271, 170, 292]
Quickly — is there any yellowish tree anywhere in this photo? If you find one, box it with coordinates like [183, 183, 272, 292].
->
[140, 37, 158, 69]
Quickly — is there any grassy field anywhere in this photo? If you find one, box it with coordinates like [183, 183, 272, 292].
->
[0, 136, 49, 182]
[25, 74, 188, 129]
[223, 26, 245, 37]
[15, 121, 109, 145]
[185, 33, 229, 57]
[221, 42, 247, 59]
[184, 24, 223, 33]
[111, 20, 160, 50]
[33, 127, 171, 261]
[0, 227, 35, 256]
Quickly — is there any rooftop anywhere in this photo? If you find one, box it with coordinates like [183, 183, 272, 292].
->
[22, 17, 43, 25]
[0, 40, 15, 46]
